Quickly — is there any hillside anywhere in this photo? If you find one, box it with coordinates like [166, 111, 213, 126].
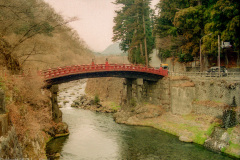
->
[0, 0, 94, 72]
[101, 43, 124, 55]
[0, 0, 94, 158]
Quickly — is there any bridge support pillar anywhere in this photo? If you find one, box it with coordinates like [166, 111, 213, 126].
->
[136, 78, 143, 102]
[124, 78, 144, 106]
[126, 78, 133, 106]
[50, 85, 62, 123]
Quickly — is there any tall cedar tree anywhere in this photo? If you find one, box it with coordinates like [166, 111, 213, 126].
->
[113, 0, 155, 66]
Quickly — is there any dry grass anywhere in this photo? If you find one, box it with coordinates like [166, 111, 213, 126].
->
[85, 55, 129, 104]
[8, 103, 52, 141]
[193, 100, 229, 109]
[170, 76, 190, 80]
[86, 77, 125, 104]
[0, 71, 54, 158]
[172, 81, 195, 87]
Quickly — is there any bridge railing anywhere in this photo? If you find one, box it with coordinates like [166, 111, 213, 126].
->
[169, 72, 240, 78]
[39, 64, 168, 79]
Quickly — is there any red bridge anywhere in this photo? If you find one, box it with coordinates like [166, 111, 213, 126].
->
[40, 61, 168, 86]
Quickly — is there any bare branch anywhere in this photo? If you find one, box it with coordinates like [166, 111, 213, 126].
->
[22, 59, 50, 64]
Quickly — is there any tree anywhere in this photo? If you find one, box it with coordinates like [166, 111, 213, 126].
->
[113, 0, 154, 66]
[154, 0, 193, 62]
[155, 0, 239, 65]
[0, 0, 76, 72]
[174, 6, 204, 57]
[203, 0, 239, 55]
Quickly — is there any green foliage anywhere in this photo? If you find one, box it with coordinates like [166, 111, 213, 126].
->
[178, 52, 194, 62]
[113, 0, 155, 65]
[94, 94, 100, 105]
[112, 105, 121, 112]
[203, 0, 240, 55]
[227, 128, 234, 135]
[221, 146, 227, 152]
[130, 98, 136, 107]
[194, 133, 207, 145]
[158, 49, 172, 59]
[224, 141, 240, 158]
[206, 123, 218, 136]
[155, 0, 240, 61]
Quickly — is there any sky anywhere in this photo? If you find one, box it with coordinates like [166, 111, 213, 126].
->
[44, 0, 159, 52]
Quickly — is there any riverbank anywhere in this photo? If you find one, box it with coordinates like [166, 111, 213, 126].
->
[48, 79, 233, 159]
[73, 95, 240, 159]
[113, 105, 240, 159]
[85, 77, 240, 159]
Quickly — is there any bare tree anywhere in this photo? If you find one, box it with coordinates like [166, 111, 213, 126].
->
[0, 0, 77, 73]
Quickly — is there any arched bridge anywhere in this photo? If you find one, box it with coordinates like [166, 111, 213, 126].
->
[40, 62, 168, 86]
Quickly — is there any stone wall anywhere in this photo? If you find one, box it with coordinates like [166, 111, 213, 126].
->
[126, 77, 240, 120]
[51, 85, 62, 123]
[170, 78, 240, 118]
[124, 77, 171, 110]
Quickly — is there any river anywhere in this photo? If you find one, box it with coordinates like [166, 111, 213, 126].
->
[46, 80, 233, 160]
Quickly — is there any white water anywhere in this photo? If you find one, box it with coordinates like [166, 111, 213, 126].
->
[48, 80, 232, 160]
[58, 80, 87, 109]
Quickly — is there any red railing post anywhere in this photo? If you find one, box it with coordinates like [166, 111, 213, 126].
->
[105, 58, 109, 70]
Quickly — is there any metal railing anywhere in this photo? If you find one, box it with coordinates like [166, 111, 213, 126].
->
[169, 72, 240, 78]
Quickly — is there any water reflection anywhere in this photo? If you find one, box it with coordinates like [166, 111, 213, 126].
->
[46, 136, 68, 159]
[47, 107, 232, 160]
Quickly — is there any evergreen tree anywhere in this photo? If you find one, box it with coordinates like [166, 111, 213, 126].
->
[113, 0, 154, 66]
[155, 0, 239, 64]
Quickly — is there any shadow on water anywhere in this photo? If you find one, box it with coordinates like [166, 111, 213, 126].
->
[46, 136, 69, 160]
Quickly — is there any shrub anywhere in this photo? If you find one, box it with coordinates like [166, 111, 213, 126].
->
[112, 105, 121, 112]
[130, 98, 136, 107]
[94, 94, 100, 104]
[158, 49, 172, 60]
[178, 53, 194, 62]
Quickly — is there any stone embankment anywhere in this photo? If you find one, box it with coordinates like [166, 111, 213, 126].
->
[71, 95, 120, 113]
[86, 76, 240, 159]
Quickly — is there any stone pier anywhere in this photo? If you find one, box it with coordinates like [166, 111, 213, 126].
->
[51, 85, 62, 123]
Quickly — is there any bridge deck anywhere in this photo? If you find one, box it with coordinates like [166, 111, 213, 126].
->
[40, 63, 168, 85]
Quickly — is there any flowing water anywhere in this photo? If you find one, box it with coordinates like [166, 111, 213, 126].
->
[46, 80, 233, 160]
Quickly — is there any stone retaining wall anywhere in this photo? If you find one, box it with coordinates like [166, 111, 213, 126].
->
[126, 77, 240, 119]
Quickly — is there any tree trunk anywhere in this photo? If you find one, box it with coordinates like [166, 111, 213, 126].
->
[237, 52, 240, 67]
[140, 43, 144, 57]
[198, 0, 202, 5]
[4, 53, 21, 73]
[143, 11, 148, 66]
[225, 51, 229, 67]
[0, 39, 21, 73]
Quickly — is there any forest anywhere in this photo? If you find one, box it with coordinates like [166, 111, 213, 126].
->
[113, 0, 239, 67]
